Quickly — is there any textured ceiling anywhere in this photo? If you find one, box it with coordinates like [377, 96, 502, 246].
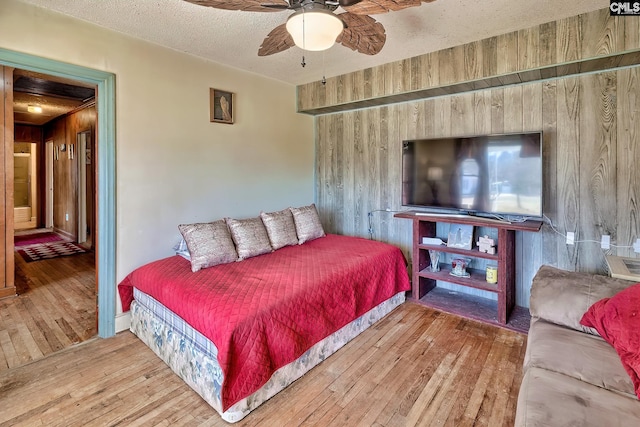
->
[18, 0, 607, 86]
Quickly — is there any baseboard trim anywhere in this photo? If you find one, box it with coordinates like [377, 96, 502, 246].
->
[0, 286, 17, 300]
[115, 311, 131, 333]
[54, 227, 75, 241]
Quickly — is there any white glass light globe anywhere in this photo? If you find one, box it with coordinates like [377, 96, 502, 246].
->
[286, 8, 344, 51]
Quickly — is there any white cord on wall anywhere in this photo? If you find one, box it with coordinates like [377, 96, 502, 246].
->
[542, 214, 635, 250]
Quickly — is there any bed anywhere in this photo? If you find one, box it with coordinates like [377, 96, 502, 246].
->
[118, 233, 410, 423]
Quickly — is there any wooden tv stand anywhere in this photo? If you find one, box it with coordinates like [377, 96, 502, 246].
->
[395, 211, 542, 329]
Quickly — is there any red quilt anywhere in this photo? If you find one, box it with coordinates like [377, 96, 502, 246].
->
[118, 234, 409, 411]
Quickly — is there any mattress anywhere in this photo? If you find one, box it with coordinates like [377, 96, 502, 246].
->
[130, 289, 405, 423]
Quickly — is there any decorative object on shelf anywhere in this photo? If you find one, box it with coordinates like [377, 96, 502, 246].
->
[428, 249, 441, 272]
[210, 88, 234, 124]
[477, 235, 496, 254]
[450, 257, 471, 278]
[486, 264, 498, 284]
[422, 237, 445, 245]
[447, 224, 474, 250]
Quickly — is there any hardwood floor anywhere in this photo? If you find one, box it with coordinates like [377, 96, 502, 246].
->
[0, 303, 526, 426]
[0, 250, 96, 372]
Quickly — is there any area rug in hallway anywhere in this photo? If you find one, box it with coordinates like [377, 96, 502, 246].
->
[17, 241, 87, 262]
[14, 231, 64, 248]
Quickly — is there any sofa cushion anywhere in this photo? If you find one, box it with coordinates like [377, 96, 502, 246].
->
[524, 318, 635, 398]
[580, 283, 640, 399]
[516, 367, 640, 427]
[529, 265, 633, 334]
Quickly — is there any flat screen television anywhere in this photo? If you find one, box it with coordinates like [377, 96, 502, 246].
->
[402, 132, 543, 218]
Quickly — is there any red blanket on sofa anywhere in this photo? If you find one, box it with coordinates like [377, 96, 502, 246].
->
[118, 234, 409, 411]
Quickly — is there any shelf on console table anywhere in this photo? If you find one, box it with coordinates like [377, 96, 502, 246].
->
[418, 243, 499, 261]
[395, 211, 542, 330]
[418, 266, 499, 293]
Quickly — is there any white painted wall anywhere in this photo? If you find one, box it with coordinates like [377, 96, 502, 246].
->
[1, 0, 315, 317]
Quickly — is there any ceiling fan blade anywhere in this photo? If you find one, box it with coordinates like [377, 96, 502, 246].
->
[261, 4, 291, 9]
[183, 0, 289, 12]
[258, 24, 296, 56]
[337, 13, 386, 55]
[342, 0, 435, 15]
[338, 0, 364, 6]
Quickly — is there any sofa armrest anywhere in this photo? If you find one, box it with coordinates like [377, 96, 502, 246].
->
[530, 265, 635, 333]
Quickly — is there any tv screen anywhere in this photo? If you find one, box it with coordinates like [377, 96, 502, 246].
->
[402, 132, 543, 218]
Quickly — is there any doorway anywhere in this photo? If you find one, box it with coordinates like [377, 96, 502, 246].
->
[0, 48, 116, 338]
[6, 69, 100, 367]
[13, 142, 37, 230]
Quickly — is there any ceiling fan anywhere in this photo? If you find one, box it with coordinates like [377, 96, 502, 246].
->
[184, 0, 435, 56]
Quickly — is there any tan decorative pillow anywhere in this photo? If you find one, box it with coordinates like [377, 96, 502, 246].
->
[260, 209, 299, 250]
[178, 220, 238, 272]
[226, 217, 273, 260]
[290, 203, 325, 244]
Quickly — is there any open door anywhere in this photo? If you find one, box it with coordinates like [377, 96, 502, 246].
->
[0, 66, 15, 298]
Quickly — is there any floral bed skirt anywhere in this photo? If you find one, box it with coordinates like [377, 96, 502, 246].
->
[130, 290, 405, 423]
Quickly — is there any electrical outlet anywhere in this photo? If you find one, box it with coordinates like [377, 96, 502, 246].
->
[566, 232, 575, 245]
[601, 235, 610, 250]
[65, 213, 69, 221]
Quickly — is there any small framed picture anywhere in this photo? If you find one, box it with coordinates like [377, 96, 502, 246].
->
[447, 224, 474, 250]
[210, 88, 234, 124]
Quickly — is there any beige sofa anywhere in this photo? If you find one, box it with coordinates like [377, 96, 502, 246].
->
[515, 265, 640, 426]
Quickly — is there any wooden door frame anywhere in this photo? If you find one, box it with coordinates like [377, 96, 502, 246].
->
[0, 66, 15, 299]
[0, 48, 117, 338]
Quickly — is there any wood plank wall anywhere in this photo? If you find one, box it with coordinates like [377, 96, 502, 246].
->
[306, 9, 640, 307]
[14, 124, 42, 144]
[43, 105, 96, 241]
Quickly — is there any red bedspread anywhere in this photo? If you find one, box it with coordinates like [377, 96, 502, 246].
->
[118, 234, 409, 411]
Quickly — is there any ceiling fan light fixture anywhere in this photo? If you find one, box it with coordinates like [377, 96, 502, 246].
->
[286, 7, 344, 51]
[27, 105, 43, 114]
